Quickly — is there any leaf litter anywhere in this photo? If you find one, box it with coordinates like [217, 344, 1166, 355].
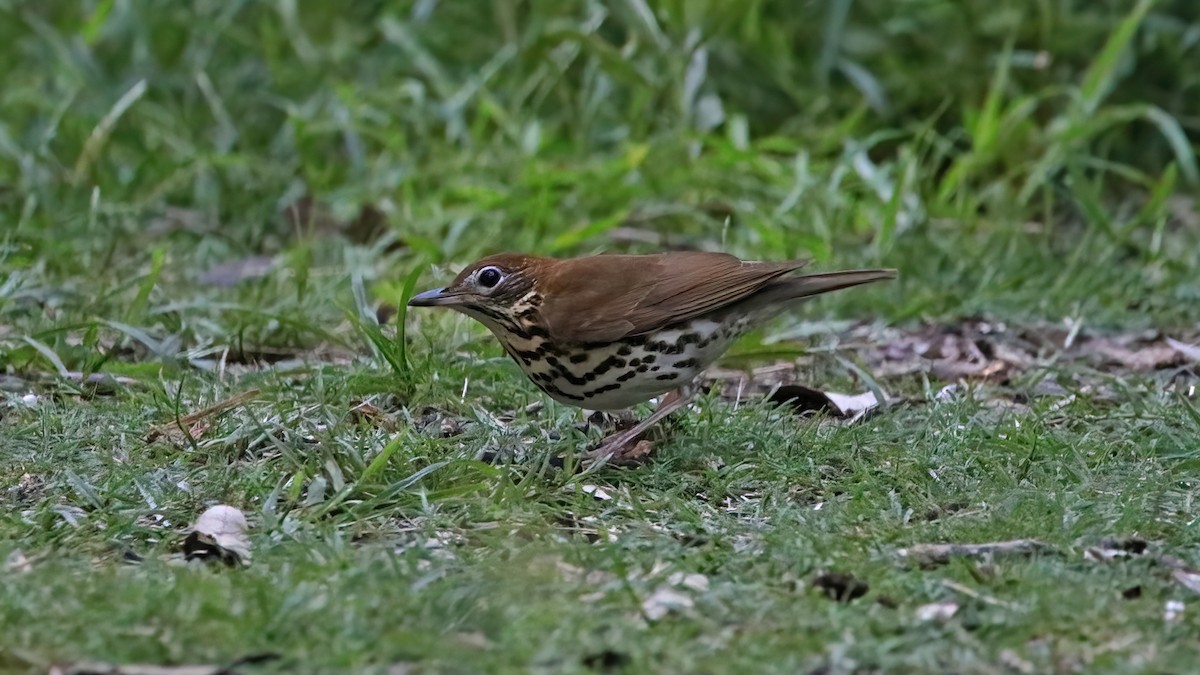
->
[702, 319, 1199, 429]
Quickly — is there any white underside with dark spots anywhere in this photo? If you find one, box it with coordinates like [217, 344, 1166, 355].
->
[476, 315, 752, 410]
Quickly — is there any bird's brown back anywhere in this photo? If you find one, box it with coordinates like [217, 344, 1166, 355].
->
[533, 252, 808, 343]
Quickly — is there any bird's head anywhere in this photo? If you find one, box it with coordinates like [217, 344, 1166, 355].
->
[407, 253, 545, 326]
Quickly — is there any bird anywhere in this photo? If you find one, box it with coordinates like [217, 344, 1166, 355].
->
[408, 251, 896, 463]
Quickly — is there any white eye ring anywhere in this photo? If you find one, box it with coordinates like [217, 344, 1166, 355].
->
[476, 266, 503, 289]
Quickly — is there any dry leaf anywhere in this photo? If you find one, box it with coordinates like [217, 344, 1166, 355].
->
[580, 484, 613, 501]
[1089, 338, 1180, 371]
[349, 400, 398, 431]
[769, 385, 884, 422]
[612, 439, 655, 465]
[183, 505, 251, 565]
[932, 357, 1008, 382]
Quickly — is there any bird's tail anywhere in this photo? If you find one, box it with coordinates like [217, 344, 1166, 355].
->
[754, 268, 898, 306]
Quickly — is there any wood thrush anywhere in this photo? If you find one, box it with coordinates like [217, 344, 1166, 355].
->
[409, 251, 896, 462]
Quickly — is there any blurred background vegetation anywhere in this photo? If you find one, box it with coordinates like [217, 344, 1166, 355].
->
[2, 0, 1198, 361]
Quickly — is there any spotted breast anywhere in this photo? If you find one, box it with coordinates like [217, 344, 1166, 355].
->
[483, 308, 750, 410]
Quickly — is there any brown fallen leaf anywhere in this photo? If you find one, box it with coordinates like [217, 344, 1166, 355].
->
[1089, 338, 1181, 371]
[349, 400, 398, 432]
[932, 357, 1008, 382]
[612, 439, 655, 465]
[183, 505, 251, 566]
[868, 321, 1020, 382]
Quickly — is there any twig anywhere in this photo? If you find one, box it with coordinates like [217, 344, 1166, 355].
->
[897, 539, 1053, 566]
[145, 388, 262, 442]
[941, 579, 1020, 610]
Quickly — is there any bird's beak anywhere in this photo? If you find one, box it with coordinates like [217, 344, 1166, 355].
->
[407, 287, 463, 307]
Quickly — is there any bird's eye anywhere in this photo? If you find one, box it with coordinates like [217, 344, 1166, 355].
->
[477, 266, 503, 289]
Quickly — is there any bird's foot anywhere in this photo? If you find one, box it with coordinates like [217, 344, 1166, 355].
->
[585, 434, 655, 467]
[582, 386, 696, 469]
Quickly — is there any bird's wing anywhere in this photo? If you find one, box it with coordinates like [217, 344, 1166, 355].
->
[539, 252, 807, 344]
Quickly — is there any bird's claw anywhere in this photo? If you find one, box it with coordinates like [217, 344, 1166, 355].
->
[584, 434, 655, 467]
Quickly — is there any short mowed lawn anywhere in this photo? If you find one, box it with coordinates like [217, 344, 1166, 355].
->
[3, 1, 1200, 673]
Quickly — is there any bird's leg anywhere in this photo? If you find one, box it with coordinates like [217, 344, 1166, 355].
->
[584, 385, 697, 465]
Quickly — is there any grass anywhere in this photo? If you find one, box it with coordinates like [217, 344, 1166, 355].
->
[2, 1, 1200, 673]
